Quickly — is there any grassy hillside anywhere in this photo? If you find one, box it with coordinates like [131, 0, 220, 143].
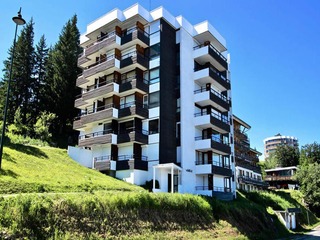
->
[0, 143, 141, 194]
[0, 143, 318, 239]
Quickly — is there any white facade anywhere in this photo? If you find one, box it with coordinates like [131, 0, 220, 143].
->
[70, 3, 235, 200]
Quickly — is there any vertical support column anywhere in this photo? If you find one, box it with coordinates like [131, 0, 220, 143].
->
[171, 166, 174, 193]
[153, 166, 156, 191]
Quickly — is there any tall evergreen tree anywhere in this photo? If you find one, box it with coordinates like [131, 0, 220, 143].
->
[1, 19, 35, 128]
[45, 15, 80, 135]
[34, 35, 49, 115]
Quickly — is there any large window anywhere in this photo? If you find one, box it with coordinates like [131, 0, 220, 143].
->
[149, 43, 160, 60]
[149, 68, 159, 84]
[149, 119, 159, 134]
[120, 94, 135, 108]
[149, 91, 160, 108]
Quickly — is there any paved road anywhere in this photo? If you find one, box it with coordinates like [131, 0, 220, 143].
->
[291, 226, 320, 240]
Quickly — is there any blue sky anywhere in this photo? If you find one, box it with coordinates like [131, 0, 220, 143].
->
[1, 0, 320, 156]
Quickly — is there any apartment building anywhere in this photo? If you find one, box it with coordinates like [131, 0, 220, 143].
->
[233, 115, 268, 191]
[68, 3, 235, 200]
[264, 134, 298, 158]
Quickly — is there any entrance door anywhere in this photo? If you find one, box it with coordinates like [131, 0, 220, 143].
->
[168, 174, 178, 193]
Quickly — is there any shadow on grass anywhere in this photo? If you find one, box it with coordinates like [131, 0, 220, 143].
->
[3, 152, 16, 163]
[7, 143, 48, 159]
[0, 168, 19, 178]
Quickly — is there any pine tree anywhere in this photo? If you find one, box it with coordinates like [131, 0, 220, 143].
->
[1, 19, 35, 127]
[45, 15, 81, 136]
[34, 35, 49, 115]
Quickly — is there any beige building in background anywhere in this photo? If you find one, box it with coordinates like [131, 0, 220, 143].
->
[263, 133, 298, 159]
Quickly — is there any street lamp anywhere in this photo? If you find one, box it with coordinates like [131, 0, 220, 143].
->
[0, 8, 26, 169]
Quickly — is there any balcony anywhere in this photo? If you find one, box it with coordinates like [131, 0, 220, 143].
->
[265, 175, 295, 182]
[238, 176, 268, 187]
[73, 104, 118, 130]
[76, 74, 89, 88]
[117, 129, 148, 145]
[195, 160, 232, 176]
[121, 27, 149, 48]
[78, 130, 117, 147]
[194, 64, 230, 91]
[120, 51, 149, 71]
[85, 32, 121, 59]
[93, 156, 117, 171]
[119, 101, 148, 119]
[194, 87, 230, 112]
[195, 136, 231, 155]
[82, 55, 120, 81]
[119, 76, 149, 94]
[75, 80, 119, 106]
[78, 52, 89, 66]
[236, 160, 262, 174]
[194, 43, 228, 71]
[194, 111, 230, 134]
[116, 155, 148, 171]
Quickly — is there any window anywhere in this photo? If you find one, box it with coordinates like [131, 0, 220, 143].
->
[120, 94, 135, 108]
[149, 68, 159, 84]
[149, 91, 160, 108]
[149, 119, 159, 134]
[149, 43, 160, 60]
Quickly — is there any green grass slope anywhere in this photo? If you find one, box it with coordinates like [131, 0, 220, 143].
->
[0, 143, 142, 194]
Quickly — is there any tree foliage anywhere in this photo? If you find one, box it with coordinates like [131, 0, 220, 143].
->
[45, 15, 80, 135]
[296, 142, 320, 216]
[0, 15, 80, 146]
[299, 142, 320, 166]
[275, 145, 300, 167]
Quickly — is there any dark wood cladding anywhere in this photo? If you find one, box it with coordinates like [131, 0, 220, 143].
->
[210, 116, 230, 133]
[85, 35, 117, 56]
[83, 59, 116, 78]
[120, 54, 148, 69]
[76, 75, 89, 87]
[118, 104, 148, 119]
[212, 165, 232, 177]
[117, 131, 148, 144]
[116, 159, 148, 171]
[209, 68, 230, 90]
[159, 19, 177, 164]
[74, 98, 87, 108]
[121, 29, 149, 46]
[208, 45, 228, 70]
[211, 140, 231, 155]
[209, 92, 230, 111]
[94, 160, 111, 171]
[78, 134, 112, 147]
[73, 108, 115, 129]
[82, 83, 116, 101]
[119, 78, 148, 93]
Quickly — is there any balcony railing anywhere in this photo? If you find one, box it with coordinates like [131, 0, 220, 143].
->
[194, 43, 228, 70]
[195, 160, 230, 169]
[195, 186, 231, 192]
[195, 135, 229, 146]
[194, 110, 229, 125]
[236, 160, 261, 173]
[194, 87, 229, 103]
[120, 51, 149, 69]
[76, 103, 116, 119]
[238, 176, 268, 187]
[78, 129, 115, 147]
[121, 27, 149, 46]
[194, 43, 227, 62]
[117, 128, 149, 144]
[119, 75, 149, 93]
[265, 175, 295, 181]
[119, 101, 148, 119]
